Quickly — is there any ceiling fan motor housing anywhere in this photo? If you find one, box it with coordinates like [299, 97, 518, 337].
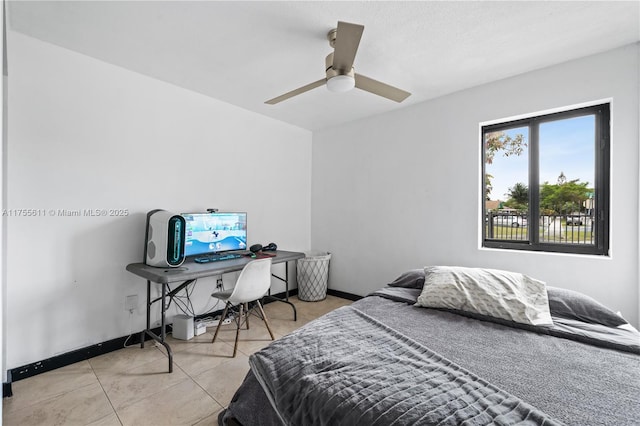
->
[325, 52, 355, 92]
[325, 52, 354, 78]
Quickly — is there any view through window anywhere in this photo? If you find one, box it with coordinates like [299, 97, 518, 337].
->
[482, 104, 609, 255]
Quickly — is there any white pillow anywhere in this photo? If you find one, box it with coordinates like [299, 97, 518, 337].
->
[416, 266, 553, 326]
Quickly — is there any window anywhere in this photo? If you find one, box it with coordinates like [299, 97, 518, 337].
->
[482, 103, 609, 255]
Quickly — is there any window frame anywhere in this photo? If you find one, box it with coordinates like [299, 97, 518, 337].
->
[481, 103, 610, 256]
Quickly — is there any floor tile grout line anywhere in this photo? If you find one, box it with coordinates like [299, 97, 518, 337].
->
[113, 374, 214, 425]
[88, 355, 124, 426]
[2, 361, 99, 417]
[91, 345, 193, 416]
[189, 367, 230, 415]
[98, 335, 226, 423]
[2, 379, 99, 419]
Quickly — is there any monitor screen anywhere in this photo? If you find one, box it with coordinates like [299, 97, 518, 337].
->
[182, 212, 247, 257]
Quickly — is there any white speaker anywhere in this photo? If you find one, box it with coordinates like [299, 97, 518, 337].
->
[172, 315, 194, 340]
[144, 209, 186, 267]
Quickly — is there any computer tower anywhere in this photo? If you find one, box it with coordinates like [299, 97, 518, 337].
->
[144, 209, 186, 267]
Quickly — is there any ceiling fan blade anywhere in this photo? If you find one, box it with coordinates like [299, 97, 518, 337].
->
[354, 74, 411, 103]
[264, 78, 327, 105]
[332, 21, 364, 72]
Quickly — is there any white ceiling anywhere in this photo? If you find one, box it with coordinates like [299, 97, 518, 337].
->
[7, 1, 640, 131]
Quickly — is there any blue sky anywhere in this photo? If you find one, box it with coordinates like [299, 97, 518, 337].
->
[486, 115, 595, 202]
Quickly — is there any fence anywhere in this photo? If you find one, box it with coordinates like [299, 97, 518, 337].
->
[485, 213, 594, 245]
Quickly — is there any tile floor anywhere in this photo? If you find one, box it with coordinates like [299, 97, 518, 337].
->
[3, 295, 352, 426]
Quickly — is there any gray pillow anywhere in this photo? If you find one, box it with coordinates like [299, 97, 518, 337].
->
[416, 266, 553, 326]
[547, 286, 627, 327]
[388, 269, 425, 289]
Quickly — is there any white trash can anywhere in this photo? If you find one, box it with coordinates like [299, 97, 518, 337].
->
[297, 251, 331, 301]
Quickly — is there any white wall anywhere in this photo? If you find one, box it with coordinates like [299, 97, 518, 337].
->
[312, 43, 640, 327]
[6, 31, 311, 369]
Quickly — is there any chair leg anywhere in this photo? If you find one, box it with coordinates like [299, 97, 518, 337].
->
[212, 302, 230, 344]
[256, 300, 275, 341]
[245, 302, 250, 329]
[233, 303, 243, 357]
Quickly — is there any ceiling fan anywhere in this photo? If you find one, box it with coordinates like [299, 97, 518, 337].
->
[265, 21, 411, 105]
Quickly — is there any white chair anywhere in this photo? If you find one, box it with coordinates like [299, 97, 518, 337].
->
[211, 258, 275, 357]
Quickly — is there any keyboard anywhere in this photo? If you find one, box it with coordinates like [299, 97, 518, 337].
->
[193, 253, 244, 263]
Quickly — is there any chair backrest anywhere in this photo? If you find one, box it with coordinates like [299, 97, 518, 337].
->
[227, 258, 272, 305]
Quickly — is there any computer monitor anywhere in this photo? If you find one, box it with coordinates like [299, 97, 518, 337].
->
[181, 212, 247, 257]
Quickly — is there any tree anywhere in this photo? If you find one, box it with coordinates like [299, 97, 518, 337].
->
[485, 173, 493, 201]
[485, 131, 527, 199]
[540, 175, 590, 214]
[485, 132, 527, 165]
[503, 182, 528, 210]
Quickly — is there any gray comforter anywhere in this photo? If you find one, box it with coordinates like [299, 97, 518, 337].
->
[250, 306, 564, 425]
[221, 289, 640, 426]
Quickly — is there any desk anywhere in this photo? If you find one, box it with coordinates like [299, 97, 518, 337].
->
[126, 250, 305, 372]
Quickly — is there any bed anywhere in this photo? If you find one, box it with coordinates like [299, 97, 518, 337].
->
[219, 266, 640, 426]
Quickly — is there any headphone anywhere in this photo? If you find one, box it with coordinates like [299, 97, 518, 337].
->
[249, 242, 278, 253]
[263, 242, 278, 252]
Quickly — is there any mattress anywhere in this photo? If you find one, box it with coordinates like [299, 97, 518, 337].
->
[220, 287, 640, 426]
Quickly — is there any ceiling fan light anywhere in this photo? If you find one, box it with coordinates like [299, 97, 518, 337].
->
[326, 74, 355, 93]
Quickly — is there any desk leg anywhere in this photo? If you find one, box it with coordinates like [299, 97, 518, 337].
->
[140, 281, 174, 373]
[140, 280, 150, 349]
[161, 283, 167, 341]
[285, 262, 290, 299]
[159, 284, 173, 372]
[267, 261, 297, 321]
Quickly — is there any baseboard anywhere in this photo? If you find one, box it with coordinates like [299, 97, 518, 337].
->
[4, 289, 297, 396]
[327, 289, 362, 301]
[3, 382, 12, 398]
[6, 325, 157, 392]
[3, 370, 12, 398]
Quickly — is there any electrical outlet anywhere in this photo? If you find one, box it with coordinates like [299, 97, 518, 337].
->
[216, 278, 223, 289]
[125, 295, 138, 312]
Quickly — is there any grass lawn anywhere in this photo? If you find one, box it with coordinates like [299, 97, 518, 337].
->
[486, 225, 594, 244]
